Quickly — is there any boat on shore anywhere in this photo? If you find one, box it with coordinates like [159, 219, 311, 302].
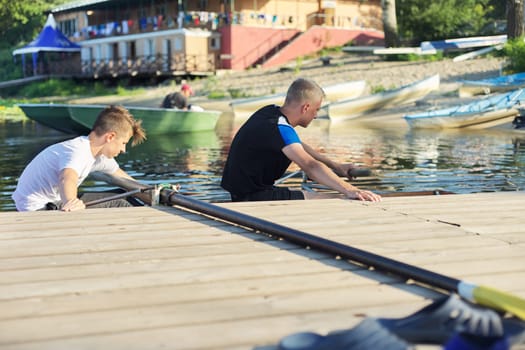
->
[459, 72, 525, 97]
[230, 80, 367, 120]
[17, 103, 90, 134]
[326, 74, 440, 123]
[18, 103, 221, 135]
[404, 89, 525, 129]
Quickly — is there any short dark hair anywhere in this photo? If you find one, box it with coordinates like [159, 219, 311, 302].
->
[161, 92, 187, 109]
[284, 78, 325, 105]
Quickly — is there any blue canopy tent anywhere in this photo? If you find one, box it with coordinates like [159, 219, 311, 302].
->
[12, 14, 81, 76]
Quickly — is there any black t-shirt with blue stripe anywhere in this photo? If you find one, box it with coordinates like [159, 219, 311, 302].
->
[221, 104, 301, 197]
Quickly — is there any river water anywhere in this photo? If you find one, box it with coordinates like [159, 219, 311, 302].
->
[1, 111, 525, 211]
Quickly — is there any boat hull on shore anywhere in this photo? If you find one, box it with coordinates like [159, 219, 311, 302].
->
[404, 89, 525, 129]
[459, 72, 525, 97]
[230, 80, 367, 120]
[327, 74, 440, 123]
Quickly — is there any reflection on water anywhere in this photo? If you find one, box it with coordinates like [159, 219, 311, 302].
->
[1, 113, 525, 211]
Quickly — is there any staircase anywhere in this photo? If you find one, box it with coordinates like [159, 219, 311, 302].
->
[249, 32, 302, 68]
[260, 26, 384, 68]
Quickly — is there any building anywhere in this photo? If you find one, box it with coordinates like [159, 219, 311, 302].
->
[50, 0, 384, 79]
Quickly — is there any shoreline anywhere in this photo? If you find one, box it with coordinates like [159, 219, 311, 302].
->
[67, 54, 506, 124]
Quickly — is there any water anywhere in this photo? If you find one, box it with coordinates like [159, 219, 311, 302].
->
[2, 113, 525, 211]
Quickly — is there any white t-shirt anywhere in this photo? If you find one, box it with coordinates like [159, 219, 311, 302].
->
[12, 136, 119, 211]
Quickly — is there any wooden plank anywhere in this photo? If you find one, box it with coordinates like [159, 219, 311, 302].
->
[0, 192, 523, 350]
[0, 270, 406, 320]
[0, 285, 432, 346]
[0, 303, 432, 350]
[0, 257, 352, 300]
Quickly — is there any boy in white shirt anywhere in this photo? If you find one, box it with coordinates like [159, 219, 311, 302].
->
[13, 105, 147, 211]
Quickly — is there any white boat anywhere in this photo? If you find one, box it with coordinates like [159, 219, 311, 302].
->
[459, 72, 525, 97]
[327, 74, 440, 123]
[420, 35, 507, 52]
[404, 89, 525, 129]
[230, 80, 367, 120]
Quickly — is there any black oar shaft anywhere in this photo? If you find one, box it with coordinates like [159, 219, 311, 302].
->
[85, 187, 154, 207]
[162, 190, 460, 293]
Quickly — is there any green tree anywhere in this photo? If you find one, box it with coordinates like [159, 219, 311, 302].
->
[0, 0, 50, 48]
[396, 0, 492, 44]
[488, 0, 506, 19]
[501, 38, 525, 74]
[0, 0, 70, 81]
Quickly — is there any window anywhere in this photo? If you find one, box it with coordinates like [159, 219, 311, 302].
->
[210, 37, 220, 50]
[145, 39, 156, 60]
[59, 18, 77, 37]
[198, 0, 208, 11]
[174, 37, 183, 51]
[157, 4, 167, 17]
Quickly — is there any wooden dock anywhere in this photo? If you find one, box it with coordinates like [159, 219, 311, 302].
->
[1, 192, 524, 349]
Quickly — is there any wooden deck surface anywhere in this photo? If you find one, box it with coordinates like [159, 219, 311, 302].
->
[1, 192, 524, 349]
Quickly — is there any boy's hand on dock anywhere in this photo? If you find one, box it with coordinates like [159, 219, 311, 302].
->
[61, 198, 86, 211]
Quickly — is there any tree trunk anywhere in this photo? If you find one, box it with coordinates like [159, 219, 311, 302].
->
[507, 0, 524, 39]
[382, 0, 400, 47]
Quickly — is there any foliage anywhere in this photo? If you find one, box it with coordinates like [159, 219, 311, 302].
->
[0, 0, 70, 49]
[202, 76, 229, 99]
[382, 51, 444, 62]
[500, 38, 525, 74]
[0, 0, 75, 81]
[320, 46, 343, 55]
[0, 47, 23, 81]
[208, 91, 228, 99]
[370, 85, 386, 94]
[228, 88, 253, 98]
[1, 79, 124, 99]
[396, 0, 493, 43]
[487, 0, 506, 19]
[17, 79, 83, 98]
[294, 56, 303, 74]
[116, 85, 146, 96]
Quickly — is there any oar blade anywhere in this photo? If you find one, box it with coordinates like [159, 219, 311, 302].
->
[460, 281, 525, 320]
[473, 285, 525, 321]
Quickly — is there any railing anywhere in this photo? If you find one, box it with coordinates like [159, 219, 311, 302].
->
[81, 53, 218, 78]
[74, 11, 218, 42]
[21, 57, 81, 77]
[306, 13, 383, 31]
[72, 10, 382, 43]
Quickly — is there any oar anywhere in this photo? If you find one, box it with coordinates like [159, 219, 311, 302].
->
[93, 172, 525, 321]
[84, 187, 155, 207]
[158, 189, 525, 320]
[377, 190, 455, 197]
[275, 168, 372, 186]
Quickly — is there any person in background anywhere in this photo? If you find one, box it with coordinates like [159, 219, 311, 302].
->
[161, 83, 203, 111]
[221, 77, 381, 202]
[12, 105, 148, 212]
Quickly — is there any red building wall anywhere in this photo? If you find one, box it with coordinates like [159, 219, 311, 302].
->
[218, 26, 300, 70]
[262, 26, 384, 68]
[219, 25, 384, 70]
